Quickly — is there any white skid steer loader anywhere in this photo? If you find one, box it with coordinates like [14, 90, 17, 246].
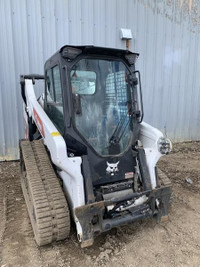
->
[20, 45, 172, 248]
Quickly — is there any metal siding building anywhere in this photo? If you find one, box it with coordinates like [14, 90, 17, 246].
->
[0, 0, 200, 160]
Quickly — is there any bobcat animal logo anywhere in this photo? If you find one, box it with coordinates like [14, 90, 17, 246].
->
[106, 161, 119, 176]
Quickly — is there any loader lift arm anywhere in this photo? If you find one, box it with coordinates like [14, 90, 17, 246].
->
[20, 74, 44, 104]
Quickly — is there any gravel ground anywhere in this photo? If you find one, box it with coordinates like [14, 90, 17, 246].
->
[0, 141, 200, 267]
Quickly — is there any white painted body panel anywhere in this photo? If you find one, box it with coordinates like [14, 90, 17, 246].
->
[139, 122, 164, 189]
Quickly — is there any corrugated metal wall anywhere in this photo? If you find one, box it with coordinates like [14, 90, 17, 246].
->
[0, 0, 200, 160]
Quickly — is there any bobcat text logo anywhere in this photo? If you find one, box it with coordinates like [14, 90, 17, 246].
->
[106, 161, 119, 176]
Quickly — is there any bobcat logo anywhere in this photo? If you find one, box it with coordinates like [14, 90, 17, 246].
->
[106, 161, 119, 176]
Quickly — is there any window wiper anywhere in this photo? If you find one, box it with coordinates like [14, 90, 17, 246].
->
[109, 112, 130, 145]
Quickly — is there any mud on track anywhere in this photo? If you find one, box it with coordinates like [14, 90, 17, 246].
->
[0, 142, 200, 267]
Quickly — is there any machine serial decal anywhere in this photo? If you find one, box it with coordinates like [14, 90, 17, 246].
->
[106, 161, 119, 176]
[125, 172, 134, 179]
[33, 108, 45, 137]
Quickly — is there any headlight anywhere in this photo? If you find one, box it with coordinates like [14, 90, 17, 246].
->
[158, 137, 172, 155]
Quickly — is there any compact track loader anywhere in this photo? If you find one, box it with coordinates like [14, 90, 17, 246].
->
[20, 45, 172, 247]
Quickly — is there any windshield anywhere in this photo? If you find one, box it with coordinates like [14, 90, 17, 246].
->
[70, 58, 134, 156]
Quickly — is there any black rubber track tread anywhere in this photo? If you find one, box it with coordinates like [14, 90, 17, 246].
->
[157, 168, 172, 186]
[20, 140, 70, 246]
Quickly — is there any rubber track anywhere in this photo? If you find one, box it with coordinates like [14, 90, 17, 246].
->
[157, 168, 172, 187]
[20, 140, 70, 246]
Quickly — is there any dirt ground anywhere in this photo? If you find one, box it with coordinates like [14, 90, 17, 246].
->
[0, 142, 200, 267]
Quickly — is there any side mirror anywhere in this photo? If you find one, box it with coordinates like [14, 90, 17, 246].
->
[73, 93, 82, 114]
[127, 74, 138, 86]
[128, 71, 143, 123]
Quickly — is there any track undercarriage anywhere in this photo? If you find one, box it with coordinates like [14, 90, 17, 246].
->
[20, 140, 70, 245]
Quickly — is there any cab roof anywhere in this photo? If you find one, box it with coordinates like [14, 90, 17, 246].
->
[60, 45, 139, 57]
[45, 45, 139, 68]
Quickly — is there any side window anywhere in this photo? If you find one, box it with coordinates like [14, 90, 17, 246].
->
[46, 69, 54, 102]
[53, 66, 62, 103]
[45, 65, 64, 134]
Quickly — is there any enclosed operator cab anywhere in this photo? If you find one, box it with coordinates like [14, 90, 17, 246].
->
[44, 46, 144, 189]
